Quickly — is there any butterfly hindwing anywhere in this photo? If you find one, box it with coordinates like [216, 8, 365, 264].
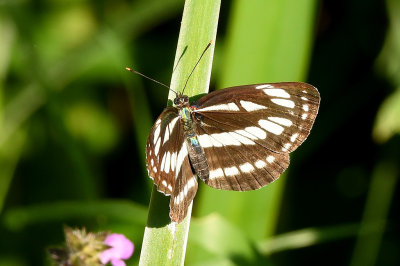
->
[146, 107, 182, 196]
[169, 153, 198, 222]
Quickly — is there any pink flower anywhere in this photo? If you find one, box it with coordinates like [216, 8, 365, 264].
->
[100, 234, 134, 266]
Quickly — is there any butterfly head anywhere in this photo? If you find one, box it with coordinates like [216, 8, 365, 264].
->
[173, 94, 190, 108]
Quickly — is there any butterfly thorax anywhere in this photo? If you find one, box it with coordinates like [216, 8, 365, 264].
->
[173, 94, 190, 127]
[174, 94, 209, 181]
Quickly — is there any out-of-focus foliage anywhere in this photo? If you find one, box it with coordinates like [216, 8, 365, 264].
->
[0, 0, 398, 265]
[374, 0, 400, 143]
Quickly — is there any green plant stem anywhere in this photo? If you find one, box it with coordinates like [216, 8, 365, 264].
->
[139, 0, 221, 265]
[350, 162, 398, 266]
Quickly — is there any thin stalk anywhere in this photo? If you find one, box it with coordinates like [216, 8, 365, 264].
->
[350, 162, 398, 266]
[139, 1, 221, 265]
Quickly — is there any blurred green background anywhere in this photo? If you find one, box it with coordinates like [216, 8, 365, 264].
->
[0, 0, 399, 265]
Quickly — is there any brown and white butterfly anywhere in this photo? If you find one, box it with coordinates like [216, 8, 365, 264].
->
[145, 82, 320, 223]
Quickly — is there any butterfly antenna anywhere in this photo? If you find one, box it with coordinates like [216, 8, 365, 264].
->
[182, 41, 212, 94]
[125, 67, 178, 95]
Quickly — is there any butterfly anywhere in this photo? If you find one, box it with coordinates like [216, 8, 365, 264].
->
[128, 46, 320, 223]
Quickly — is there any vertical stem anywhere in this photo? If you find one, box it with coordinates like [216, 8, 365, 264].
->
[139, 1, 221, 265]
[350, 162, 398, 266]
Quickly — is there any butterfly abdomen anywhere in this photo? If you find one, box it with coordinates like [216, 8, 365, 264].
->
[177, 105, 210, 181]
[185, 131, 209, 181]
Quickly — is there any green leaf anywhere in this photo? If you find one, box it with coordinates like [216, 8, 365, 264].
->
[257, 223, 360, 255]
[350, 162, 398, 266]
[187, 214, 256, 265]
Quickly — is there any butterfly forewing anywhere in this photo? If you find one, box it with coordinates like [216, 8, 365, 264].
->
[146, 107, 182, 195]
[195, 82, 319, 153]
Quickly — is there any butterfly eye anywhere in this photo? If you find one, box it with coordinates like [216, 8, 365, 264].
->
[184, 96, 189, 102]
[173, 98, 179, 105]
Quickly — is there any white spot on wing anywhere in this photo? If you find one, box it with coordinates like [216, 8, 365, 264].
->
[211, 132, 241, 146]
[153, 125, 161, 144]
[290, 133, 299, 142]
[239, 100, 267, 112]
[258, 119, 284, 135]
[224, 166, 239, 176]
[209, 168, 224, 180]
[175, 144, 188, 179]
[301, 96, 308, 101]
[271, 99, 295, 108]
[263, 88, 291, 98]
[153, 166, 157, 173]
[169, 117, 179, 134]
[267, 156, 275, 163]
[200, 102, 240, 112]
[282, 143, 291, 152]
[268, 117, 293, 127]
[303, 104, 309, 111]
[162, 180, 168, 187]
[239, 163, 255, 173]
[244, 126, 267, 139]
[302, 113, 308, 120]
[229, 132, 255, 145]
[235, 129, 258, 140]
[198, 134, 222, 148]
[174, 176, 195, 205]
[187, 177, 196, 189]
[163, 128, 170, 145]
[175, 194, 183, 204]
[163, 117, 179, 146]
[161, 153, 166, 171]
[151, 159, 154, 166]
[183, 184, 188, 199]
[199, 127, 267, 148]
[164, 152, 171, 173]
[154, 138, 161, 155]
[228, 103, 239, 111]
[255, 160, 266, 168]
[171, 152, 177, 171]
